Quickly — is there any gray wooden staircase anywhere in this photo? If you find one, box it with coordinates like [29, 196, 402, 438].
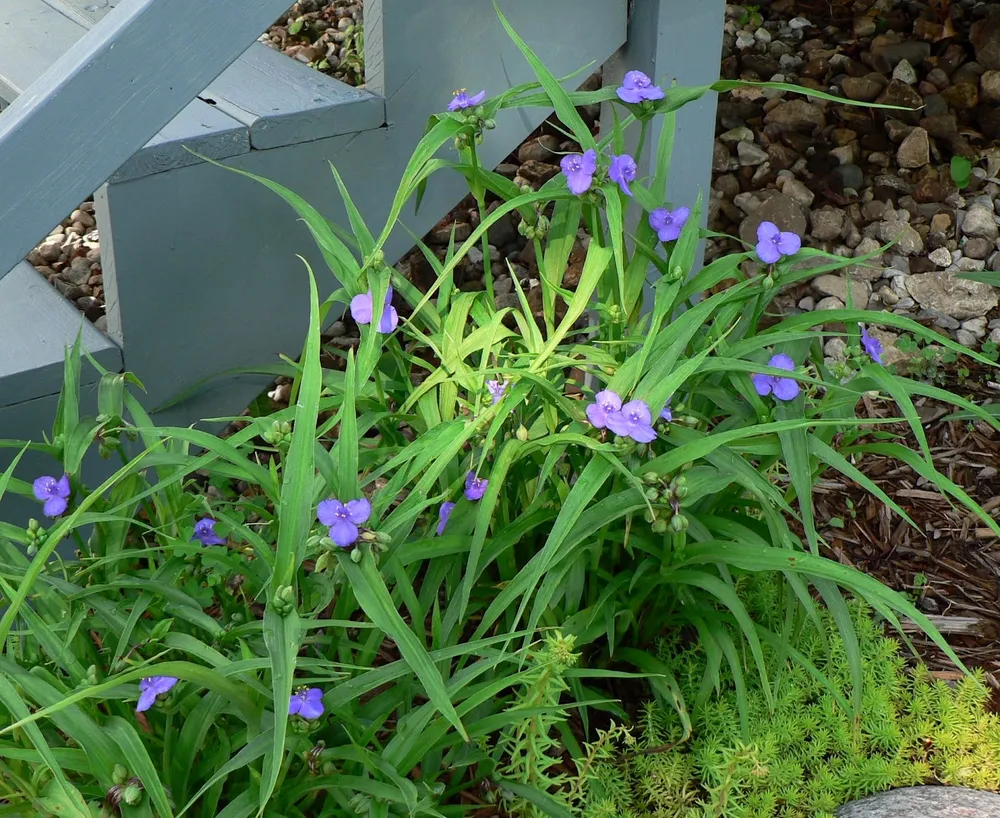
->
[0, 0, 722, 524]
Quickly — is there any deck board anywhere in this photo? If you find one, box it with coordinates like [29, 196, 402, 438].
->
[41, 0, 118, 27]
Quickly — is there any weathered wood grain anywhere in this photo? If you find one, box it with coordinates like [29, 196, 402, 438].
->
[42, 0, 117, 27]
[0, 0, 299, 284]
[0, 0, 85, 103]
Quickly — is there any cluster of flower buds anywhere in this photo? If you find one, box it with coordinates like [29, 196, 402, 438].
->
[272, 584, 297, 617]
[103, 769, 145, 815]
[641, 473, 689, 534]
[262, 419, 293, 449]
[517, 212, 550, 241]
[25, 518, 44, 557]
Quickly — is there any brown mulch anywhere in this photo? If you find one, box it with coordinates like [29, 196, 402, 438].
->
[815, 363, 1000, 680]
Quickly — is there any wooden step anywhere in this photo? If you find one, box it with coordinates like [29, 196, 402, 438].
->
[0, 262, 122, 405]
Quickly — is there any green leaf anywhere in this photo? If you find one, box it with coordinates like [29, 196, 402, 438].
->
[340, 554, 467, 739]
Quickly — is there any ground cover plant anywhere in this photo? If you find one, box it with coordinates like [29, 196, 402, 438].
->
[0, 8, 998, 817]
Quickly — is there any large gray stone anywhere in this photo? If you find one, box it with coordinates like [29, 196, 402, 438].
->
[738, 192, 809, 247]
[905, 271, 999, 320]
[838, 786, 1000, 817]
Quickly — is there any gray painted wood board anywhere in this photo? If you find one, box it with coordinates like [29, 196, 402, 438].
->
[202, 43, 385, 150]
[0, 0, 300, 284]
[96, 2, 629, 422]
[43, 0, 119, 27]
[0, 0, 85, 104]
[108, 100, 251, 183]
[0, 262, 122, 404]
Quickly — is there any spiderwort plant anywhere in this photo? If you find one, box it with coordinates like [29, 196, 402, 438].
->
[755, 221, 802, 264]
[0, 14, 992, 818]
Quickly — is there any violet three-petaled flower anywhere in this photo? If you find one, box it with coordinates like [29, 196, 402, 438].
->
[192, 517, 226, 546]
[32, 474, 70, 518]
[486, 379, 507, 404]
[751, 353, 800, 401]
[649, 206, 690, 243]
[136, 676, 178, 713]
[317, 497, 372, 548]
[436, 501, 456, 536]
[659, 401, 673, 422]
[860, 327, 884, 365]
[608, 153, 638, 196]
[755, 221, 801, 265]
[560, 149, 598, 195]
[350, 286, 398, 334]
[606, 400, 657, 443]
[616, 70, 665, 104]
[289, 687, 325, 720]
[448, 89, 486, 112]
[586, 390, 623, 429]
[464, 472, 488, 502]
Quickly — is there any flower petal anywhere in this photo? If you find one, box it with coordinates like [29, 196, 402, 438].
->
[628, 423, 657, 444]
[755, 241, 781, 265]
[564, 170, 593, 195]
[756, 221, 780, 243]
[586, 403, 608, 429]
[437, 501, 456, 536]
[345, 498, 371, 525]
[776, 232, 801, 255]
[772, 377, 800, 401]
[55, 474, 70, 498]
[467, 90, 486, 106]
[594, 390, 622, 411]
[317, 499, 344, 527]
[43, 496, 67, 517]
[136, 689, 158, 713]
[580, 149, 598, 174]
[616, 87, 644, 104]
[299, 689, 325, 719]
[751, 373, 773, 396]
[768, 353, 796, 372]
[329, 519, 359, 548]
[350, 292, 373, 325]
[621, 400, 652, 425]
[377, 305, 399, 334]
[604, 411, 631, 437]
[32, 476, 54, 502]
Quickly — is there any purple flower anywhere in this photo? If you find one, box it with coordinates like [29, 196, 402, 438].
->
[436, 501, 456, 536]
[317, 497, 371, 548]
[464, 472, 488, 502]
[608, 153, 638, 196]
[586, 390, 623, 429]
[191, 517, 225, 546]
[649, 206, 690, 242]
[659, 401, 673, 422]
[448, 89, 486, 111]
[33, 474, 70, 518]
[606, 400, 657, 443]
[616, 70, 665, 104]
[752, 353, 800, 401]
[755, 221, 801, 265]
[486, 379, 507, 404]
[861, 326, 883, 365]
[560, 149, 598, 195]
[350, 286, 398, 334]
[289, 687, 325, 720]
[136, 676, 178, 713]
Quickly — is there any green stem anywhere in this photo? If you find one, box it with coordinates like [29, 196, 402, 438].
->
[634, 119, 649, 165]
[468, 143, 496, 308]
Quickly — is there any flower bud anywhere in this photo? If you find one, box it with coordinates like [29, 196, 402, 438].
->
[314, 552, 331, 573]
[642, 472, 659, 485]
[373, 530, 392, 546]
[516, 425, 530, 442]
[483, 118, 496, 130]
[534, 214, 550, 238]
[350, 547, 363, 564]
[122, 780, 143, 807]
[651, 518, 668, 534]
[322, 761, 337, 776]
[519, 184, 534, 195]
[644, 486, 660, 501]
[670, 514, 689, 532]
[112, 765, 128, 786]
[762, 274, 775, 290]
[517, 218, 532, 238]
[26, 543, 38, 558]
[370, 249, 385, 266]
[643, 508, 657, 524]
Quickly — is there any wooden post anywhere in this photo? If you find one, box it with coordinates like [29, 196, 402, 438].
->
[601, 0, 726, 294]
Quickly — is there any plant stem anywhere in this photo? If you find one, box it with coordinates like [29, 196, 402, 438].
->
[469, 143, 496, 309]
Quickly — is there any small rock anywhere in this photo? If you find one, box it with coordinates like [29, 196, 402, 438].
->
[63, 257, 92, 285]
[798, 296, 816, 311]
[737, 140, 769, 166]
[516, 134, 561, 164]
[735, 30, 756, 49]
[835, 164, 865, 190]
[70, 209, 96, 229]
[810, 206, 847, 241]
[892, 59, 918, 84]
[870, 37, 931, 67]
[815, 296, 845, 311]
[928, 247, 952, 267]
[842, 75, 883, 102]
[738, 192, 809, 246]
[94, 315, 108, 333]
[961, 204, 999, 240]
[929, 213, 953, 233]
[824, 337, 848, 360]
[956, 329, 979, 347]
[956, 256, 986, 272]
[982, 69, 1000, 104]
[38, 241, 62, 263]
[782, 178, 815, 207]
[788, 16, 811, 30]
[763, 99, 826, 132]
[813, 273, 870, 305]
[941, 83, 979, 110]
[896, 128, 930, 168]
[971, 12, 1000, 70]
[327, 321, 346, 337]
[719, 125, 755, 144]
[964, 236, 994, 260]
[961, 316, 989, 337]
[877, 220, 924, 255]
[517, 160, 561, 186]
[905, 271, 999, 319]
[713, 141, 732, 173]
[875, 80, 924, 120]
